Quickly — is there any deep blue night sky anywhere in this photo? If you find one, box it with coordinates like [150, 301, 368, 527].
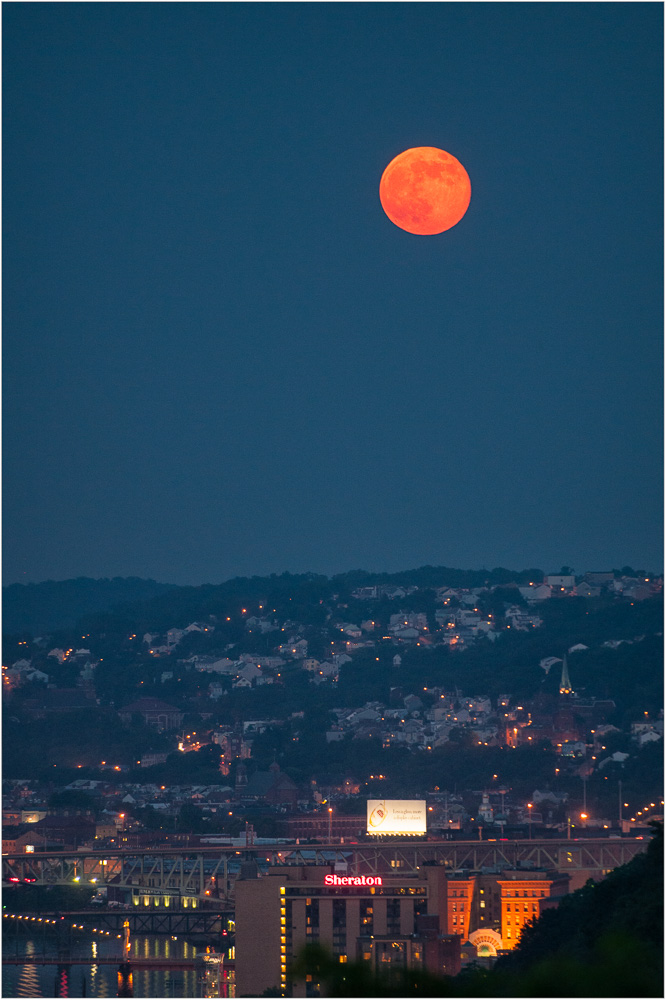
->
[3, 3, 663, 585]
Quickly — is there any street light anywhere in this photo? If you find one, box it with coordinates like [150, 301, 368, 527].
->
[328, 807, 333, 842]
[581, 812, 588, 829]
[527, 803, 533, 839]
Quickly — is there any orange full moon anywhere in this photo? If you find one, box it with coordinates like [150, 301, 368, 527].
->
[379, 146, 471, 235]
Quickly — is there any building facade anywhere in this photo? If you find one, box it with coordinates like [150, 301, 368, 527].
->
[235, 864, 459, 997]
[235, 863, 569, 995]
[117, 697, 184, 730]
[279, 813, 367, 841]
[497, 869, 569, 949]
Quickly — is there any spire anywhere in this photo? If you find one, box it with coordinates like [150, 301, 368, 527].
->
[559, 654, 574, 696]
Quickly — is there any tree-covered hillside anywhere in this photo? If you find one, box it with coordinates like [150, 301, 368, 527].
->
[2, 576, 175, 633]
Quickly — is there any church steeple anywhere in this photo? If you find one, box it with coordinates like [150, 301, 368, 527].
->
[559, 654, 574, 696]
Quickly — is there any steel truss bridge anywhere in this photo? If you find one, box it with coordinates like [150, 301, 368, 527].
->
[2, 955, 198, 968]
[342, 837, 647, 877]
[2, 838, 647, 900]
[3, 908, 230, 935]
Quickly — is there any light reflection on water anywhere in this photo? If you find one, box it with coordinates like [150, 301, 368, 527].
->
[2, 933, 202, 998]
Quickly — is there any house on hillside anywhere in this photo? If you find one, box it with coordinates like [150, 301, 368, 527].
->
[545, 575, 576, 590]
[32, 813, 96, 850]
[518, 584, 552, 603]
[192, 656, 237, 674]
[185, 622, 214, 634]
[575, 582, 601, 598]
[3, 828, 51, 854]
[22, 688, 94, 718]
[239, 762, 299, 808]
[118, 698, 183, 730]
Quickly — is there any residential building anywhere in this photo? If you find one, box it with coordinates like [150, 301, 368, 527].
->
[117, 698, 184, 730]
[279, 813, 366, 841]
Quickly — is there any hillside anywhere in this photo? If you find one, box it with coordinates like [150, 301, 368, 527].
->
[3, 563, 657, 636]
[2, 577, 176, 634]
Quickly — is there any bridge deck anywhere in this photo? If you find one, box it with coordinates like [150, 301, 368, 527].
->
[2, 956, 198, 968]
[2, 837, 648, 893]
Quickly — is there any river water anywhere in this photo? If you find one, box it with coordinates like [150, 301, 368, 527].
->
[1, 928, 230, 998]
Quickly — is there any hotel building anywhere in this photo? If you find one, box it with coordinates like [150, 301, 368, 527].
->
[235, 863, 459, 997]
[235, 862, 568, 996]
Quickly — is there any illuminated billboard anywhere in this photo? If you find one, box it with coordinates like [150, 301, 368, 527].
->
[366, 799, 427, 836]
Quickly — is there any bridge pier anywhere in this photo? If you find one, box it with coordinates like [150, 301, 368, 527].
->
[54, 963, 70, 997]
[117, 961, 134, 997]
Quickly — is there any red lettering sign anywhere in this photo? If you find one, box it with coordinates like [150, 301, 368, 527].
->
[324, 874, 383, 886]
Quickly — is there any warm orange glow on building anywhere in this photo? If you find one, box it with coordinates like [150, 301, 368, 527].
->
[446, 876, 475, 940]
[497, 871, 568, 948]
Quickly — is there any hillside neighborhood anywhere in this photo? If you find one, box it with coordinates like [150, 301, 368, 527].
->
[3, 567, 663, 854]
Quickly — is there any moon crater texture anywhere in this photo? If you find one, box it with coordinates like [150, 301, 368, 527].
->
[379, 146, 471, 235]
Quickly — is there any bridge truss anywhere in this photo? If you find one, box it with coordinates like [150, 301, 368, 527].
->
[2, 838, 647, 897]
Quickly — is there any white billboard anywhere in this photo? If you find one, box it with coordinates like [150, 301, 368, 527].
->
[366, 799, 427, 836]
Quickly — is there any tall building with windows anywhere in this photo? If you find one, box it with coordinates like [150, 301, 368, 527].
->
[235, 863, 569, 995]
[498, 869, 569, 948]
[236, 863, 569, 996]
[235, 864, 459, 997]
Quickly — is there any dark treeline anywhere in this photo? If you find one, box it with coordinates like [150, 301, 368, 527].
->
[2, 576, 175, 634]
[4, 564, 659, 638]
[3, 566, 568, 635]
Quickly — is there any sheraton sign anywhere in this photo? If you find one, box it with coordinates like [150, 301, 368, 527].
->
[324, 874, 383, 886]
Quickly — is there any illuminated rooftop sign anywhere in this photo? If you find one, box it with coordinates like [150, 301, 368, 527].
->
[324, 874, 382, 886]
[367, 799, 427, 835]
